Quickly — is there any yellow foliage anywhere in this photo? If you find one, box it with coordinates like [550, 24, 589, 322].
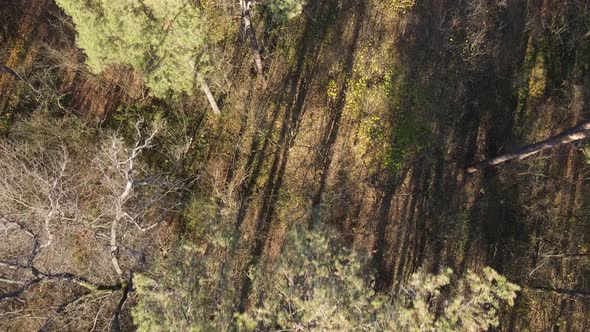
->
[326, 79, 338, 100]
[386, 0, 416, 13]
[528, 53, 546, 99]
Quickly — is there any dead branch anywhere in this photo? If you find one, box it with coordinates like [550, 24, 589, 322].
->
[0, 62, 22, 80]
[527, 285, 590, 298]
[467, 121, 590, 173]
[108, 120, 160, 277]
[241, 0, 264, 75]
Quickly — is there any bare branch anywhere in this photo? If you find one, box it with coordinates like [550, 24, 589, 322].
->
[108, 119, 162, 277]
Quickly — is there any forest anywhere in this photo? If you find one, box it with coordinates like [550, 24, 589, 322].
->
[0, 0, 589, 331]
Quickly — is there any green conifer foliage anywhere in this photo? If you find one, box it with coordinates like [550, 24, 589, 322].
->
[239, 224, 520, 331]
[131, 197, 238, 332]
[55, 0, 209, 97]
[395, 267, 521, 332]
[237, 223, 380, 331]
[132, 222, 519, 331]
[268, 0, 306, 22]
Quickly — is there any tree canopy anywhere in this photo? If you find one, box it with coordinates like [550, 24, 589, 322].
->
[268, 0, 306, 22]
[132, 222, 519, 331]
[56, 0, 210, 97]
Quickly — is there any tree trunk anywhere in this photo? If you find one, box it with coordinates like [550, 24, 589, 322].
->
[467, 121, 590, 173]
[528, 285, 590, 298]
[241, 0, 263, 75]
[200, 80, 221, 115]
[0, 62, 21, 80]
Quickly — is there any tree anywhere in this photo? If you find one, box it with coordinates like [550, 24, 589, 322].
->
[132, 221, 520, 331]
[0, 112, 183, 330]
[241, 0, 264, 75]
[467, 121, 590, 173]
[132, 190, 240, 332]
[55, 0, 221, 114]
[239, 0, 306, 75]
[236, 222, 381, 331]
[393, 267, 520, 332]
[239, 223, 520, 331]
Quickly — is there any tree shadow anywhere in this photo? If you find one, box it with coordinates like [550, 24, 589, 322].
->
[369, 1, 590, 329]
[310, 0, 367, 228]
[369, 0, 533, 290]
[235, 0, 351, 313]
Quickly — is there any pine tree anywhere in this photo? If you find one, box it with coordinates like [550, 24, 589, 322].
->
[238, 224, 520, 331]
[55, 0, 221, 114]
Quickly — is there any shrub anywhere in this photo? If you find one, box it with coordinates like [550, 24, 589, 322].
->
[268, 0, 306, 22]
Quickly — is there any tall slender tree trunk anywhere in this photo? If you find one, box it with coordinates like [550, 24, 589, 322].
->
[467, 121, 590, 173]
[200, 80, 221, 115]
[241, 0, 263, 75]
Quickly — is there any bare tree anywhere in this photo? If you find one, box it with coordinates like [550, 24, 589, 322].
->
[0, 113, 184, 330]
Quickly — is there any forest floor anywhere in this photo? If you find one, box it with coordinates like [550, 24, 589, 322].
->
[1, 0, 589, 330]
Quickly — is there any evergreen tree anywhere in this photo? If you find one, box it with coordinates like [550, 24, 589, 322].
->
[55, 0, 220, 113]
[239, 223, 520, 331]
[132, 221, 520, 331]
